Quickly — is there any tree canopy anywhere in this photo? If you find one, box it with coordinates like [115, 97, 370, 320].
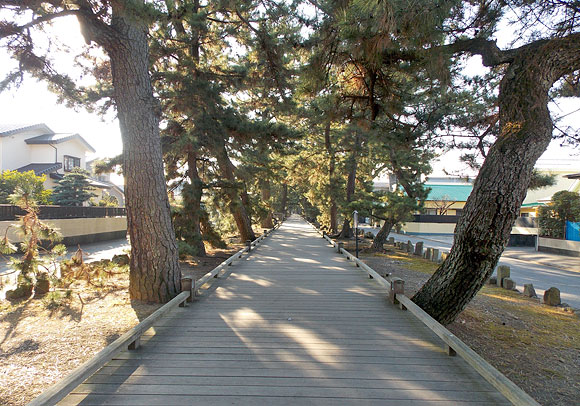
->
[1, 0, 579, 319]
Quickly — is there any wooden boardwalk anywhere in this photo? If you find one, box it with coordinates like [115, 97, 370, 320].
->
[61, 217, 509, 405]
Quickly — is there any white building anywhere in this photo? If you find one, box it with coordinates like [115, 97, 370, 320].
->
[0, 123, 124, 205]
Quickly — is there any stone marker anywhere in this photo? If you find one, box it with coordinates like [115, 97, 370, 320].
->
[496, 265, 510, 287]
[424, 248, 432, 261]
[440, 252, 448, 262]
[432, 249, 440, 262]
[502, 277, 516, 290]
[487, 276, 497, 285]
[407, 241, 414, 253]
[543, 287, 561, 306]
[414, 241, 424, 256]
[523, 284, 537, 298]
[388, 237, 395, 244]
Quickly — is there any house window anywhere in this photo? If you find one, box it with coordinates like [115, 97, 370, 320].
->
[64, 155, 81, 171]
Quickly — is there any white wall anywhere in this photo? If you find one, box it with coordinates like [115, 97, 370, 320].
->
[29, 144, 58, 164]
[1, 132, 36, 170]
[538, 237, 580, 256]
[55, 138, 89, 170]
[1, 130, 89, 173]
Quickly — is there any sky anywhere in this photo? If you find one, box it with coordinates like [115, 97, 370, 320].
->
[0, 13, 578, 183]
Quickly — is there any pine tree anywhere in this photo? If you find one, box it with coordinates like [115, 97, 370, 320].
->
[1, 1, 181, 302]
[51, 168, 95, 206]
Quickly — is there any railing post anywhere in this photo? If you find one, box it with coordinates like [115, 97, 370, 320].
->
[337, 242, 344, 253]
[180, 276, 194, 305]
[389, 277, 405, 309]
[246, 240, 252, 252]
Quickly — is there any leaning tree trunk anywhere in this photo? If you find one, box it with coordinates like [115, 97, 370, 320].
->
[413, 36, 580, 325]
[103, 13, 181, 302]
[260, 180, 274, 228]
[213, 139, 256, 242]
[370, 219, 394, 251]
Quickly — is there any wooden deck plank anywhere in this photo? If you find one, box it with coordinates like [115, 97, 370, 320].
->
[84, 375, 490, 388]
[60, 394, 509, 406]
[71, 383, 508, 402]
[96, 363, 486, 379]
[59, 217, 510, 405]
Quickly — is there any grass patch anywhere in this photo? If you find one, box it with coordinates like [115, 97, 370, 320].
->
[475, 286, 580, 350]
[369, 250, 438, 275]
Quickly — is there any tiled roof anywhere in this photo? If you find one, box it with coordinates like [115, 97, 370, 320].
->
[0, 123, 53, 136]
[49, 173, 112, 189]
[16, 162, 62, 175]
[425, 184, 474, 202]
[25, 133, 96, 153]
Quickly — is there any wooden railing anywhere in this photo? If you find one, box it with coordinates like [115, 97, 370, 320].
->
[309, 223, 540, 406]
[27, 223, 280, 406]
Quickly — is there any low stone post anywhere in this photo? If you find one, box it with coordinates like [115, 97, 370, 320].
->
[414, 241, 424, 256]
[502, 278, 516, 290]
[523, 284, 537, 298]
[424, 248, 432, 261]
[432, 249, 440, 263]
[496, 265, 510, 287]
[246, 240, 252, 253]
[337, 242, 344, 253]
[407, 241, 414, 254]
[388, 237, 395, 244]
[543, 287, 561, 306]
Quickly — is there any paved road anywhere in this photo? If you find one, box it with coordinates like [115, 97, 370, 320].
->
[361, 227, 580, 309]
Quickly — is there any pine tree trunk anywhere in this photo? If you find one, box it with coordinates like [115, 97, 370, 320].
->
[338, 133, 359, 239]
[103, 12, 180, 302]
[280, 183, 288, 215]
[325, 121, 338, 234]
[213, 139, 256, 242]
[186, 149, 206, 256]
[261, 180, 274, 228]
[371, 219, 394, 251]
[413, 37, 580, 324]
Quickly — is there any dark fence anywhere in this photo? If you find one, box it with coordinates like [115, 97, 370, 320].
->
[0, 205, 126, 221]
[514, 217, 538, 228]
[411, 214, 461, 224]
[412, 214, 538, 227]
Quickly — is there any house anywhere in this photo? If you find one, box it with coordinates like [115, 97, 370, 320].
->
[422, 183, 474, 216]
[0, 123, 95, 188]
[0, 123, 124, 205]
[86, 159, 125, 206]
[520, 170, 580, 217]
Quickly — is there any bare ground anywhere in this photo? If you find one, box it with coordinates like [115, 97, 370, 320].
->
[0, 245, 241, 406]
[355, 241, 580, 406]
